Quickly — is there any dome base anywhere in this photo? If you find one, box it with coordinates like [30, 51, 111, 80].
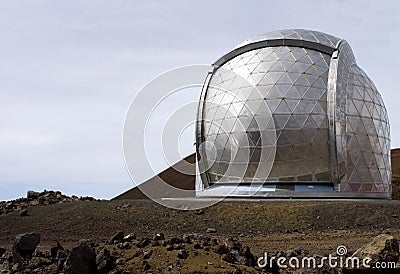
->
[196, 183, 391, 199]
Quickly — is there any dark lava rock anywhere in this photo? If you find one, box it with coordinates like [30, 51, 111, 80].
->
[117, 241, 130, 250]
[226, 238, 241, 251]
[136, 238, 150, 248]
[194, 209, 204, 215]
[286, 249, 297, 257]
[153, 233, 165, 241]
[166, 237, 183, 245]
[217, 242, 255, 267]
[0, 247, 6, 257]
[182, 234, 192, 244]
[142, 260, 150, 271]
[56, 249, 69, 264]
[215, 244, 230, 255]
[50, 241, 64, 259]
[143, 249, 153, 260]
[29, 256, 52, 269]
[110, 231, 124, 243]
[19, 208, 28, 217]
[294, 246, 307, 255]
[221, 253, 236, 264]
[239, 246, 255, 266]
[96, 248, 115, 274]
[123, 233, 136, 242]
[1, 190, 96, 216]
[65, 240, 97, 274]
[13, 232, 41, 260]
[27, 190, 40, 199]
[193, 242, 202, 249]
[177, 249, 189, 259]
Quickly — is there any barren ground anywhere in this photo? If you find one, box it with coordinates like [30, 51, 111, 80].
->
[1, 198, 400, 273]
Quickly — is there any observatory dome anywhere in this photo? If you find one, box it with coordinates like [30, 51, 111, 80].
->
[195, 29, 391, 198]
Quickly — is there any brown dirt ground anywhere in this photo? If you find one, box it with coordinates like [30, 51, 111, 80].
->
[1, 199, 400, 272]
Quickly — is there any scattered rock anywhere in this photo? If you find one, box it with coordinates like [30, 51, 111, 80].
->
[115, 203, 131, 210]
[177, 249, 188, 259]
[142, 260, 150, 271]
[137, 238, 150, 248]
[182, 234, 192, 244]
[121, 242, 130, 249]
[206, 228, 217, 233]
[64, 240, 97, 274]
[56, 248, 69, 265]
[19, 209, 28, 217]
[110, 231, 124, 243]
[216, 239, 255, 267]
[96, 248, 114, 274]
[29, 256, 52, 269]
[194, 209, 204, 215]
[239, 246, 255, 266]
[123, 233, 136, 241]
[0, 190, 97, 216]
[193, 242, 202, 249]
[286, 249, 297, 257]
[115, 257, 124, 265]
[174, 258, 181, 267]
[50, 241, 64, 259]
[221, 253, 236, 264]
[30, 200, 39, 206]
[166, 237, 183, 245]
[13, 233, 41, 260]
[143, 249, 153, 259]
[351, 234, 399, 266]
[0, 247, 6, 257]
[294, 246, 307, 255]
[27, 190, 40, 199]
[215, 244, 230, 255]
[153, 233, 165, 241]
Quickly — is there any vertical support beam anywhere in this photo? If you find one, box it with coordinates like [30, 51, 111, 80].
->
[195, 69, 214, 190]
[327, 51, 340, 189]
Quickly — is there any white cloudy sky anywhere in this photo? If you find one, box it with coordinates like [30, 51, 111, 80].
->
[0, 0, 399, 200]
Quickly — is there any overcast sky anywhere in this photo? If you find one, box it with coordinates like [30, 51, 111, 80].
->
[0, 0, 399, 200]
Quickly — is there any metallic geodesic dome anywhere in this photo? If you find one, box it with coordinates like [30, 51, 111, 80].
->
[195, 29, 391, 198]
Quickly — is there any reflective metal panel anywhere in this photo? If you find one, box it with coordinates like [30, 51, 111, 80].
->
[202, 46, 331, 184]
[344, 65, 391, 193]
[196, 29, 391, 198]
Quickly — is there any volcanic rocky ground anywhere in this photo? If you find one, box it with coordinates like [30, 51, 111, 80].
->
[1, 187, 400, 273]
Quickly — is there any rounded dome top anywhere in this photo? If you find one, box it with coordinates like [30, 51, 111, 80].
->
[234, 29, 341, 50]
[213, 29, 345, 69]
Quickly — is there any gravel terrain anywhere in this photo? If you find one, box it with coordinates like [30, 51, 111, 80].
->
[1, 191, 400, 273]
